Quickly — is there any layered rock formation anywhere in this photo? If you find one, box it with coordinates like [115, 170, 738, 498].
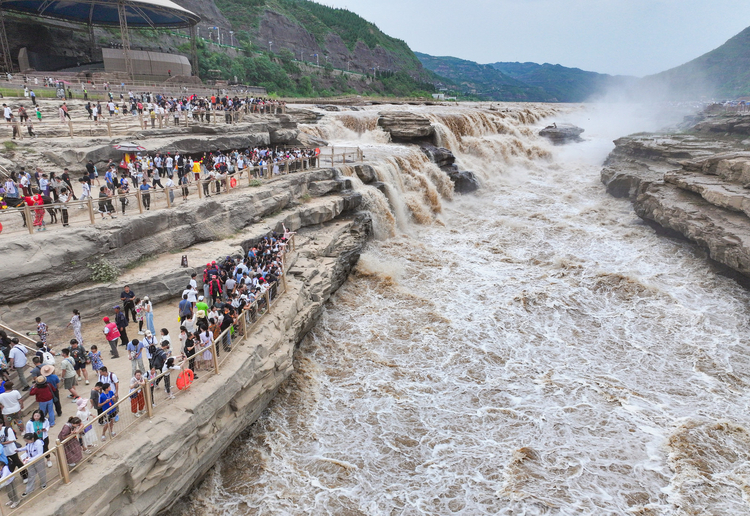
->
[601, 111, 750, 277]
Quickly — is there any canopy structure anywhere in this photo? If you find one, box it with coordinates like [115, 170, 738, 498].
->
[0, 0, 200, 77]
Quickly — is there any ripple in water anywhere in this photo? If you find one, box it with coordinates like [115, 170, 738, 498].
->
[170, 105, 750, 515]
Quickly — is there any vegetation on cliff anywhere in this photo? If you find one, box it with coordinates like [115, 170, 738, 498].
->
[643, 26, 750, 99]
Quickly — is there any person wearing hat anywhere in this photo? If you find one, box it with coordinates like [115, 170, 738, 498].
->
[101, 317, 120, 359]
[114, 306, 129, 348]
[40, 364, 62, 418]
[195, 296, 209, 317]
[29, 376, 55, 427]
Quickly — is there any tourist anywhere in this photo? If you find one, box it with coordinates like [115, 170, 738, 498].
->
[0, 381, 24, 435]
[127, 339, 146, 377]
[1, 416, 27, 484]
[65, 309, 83, 345]
[75, 398, 97, 452]
[21, 433, 46, 496]
[29, 377, 55, 427]
[161, 355, 182, 400]
[178, 293, 192, 323]
[40, 364, 62, 418]
[140, 178, 152, 209]
[69, 340, 89, 385]
[97, 367, 119, 397]
[159, 329, 172, 355]
[57, 417, 83, 467]
[98, 383, 117, 441]
[134, 298, 145, 335]
[114, 306, 129, 348]
[88, 345, 104, 373]
[0, 458, 19, 509]
[142, 296, 155, 335]
[90, 382, 102, 419]
[8, 341, 29, 391]
[59, 348, 79, 401]
[120, 285, 137, 323]
[183, 332, 197, 377]
[97, 186, 115, 219]
[24, 409, 51, 467]
[101, 317, 120, 359]
[129, 371, 146, 417]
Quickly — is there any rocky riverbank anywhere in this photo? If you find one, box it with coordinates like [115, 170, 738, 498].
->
[601, 108, 750, 278]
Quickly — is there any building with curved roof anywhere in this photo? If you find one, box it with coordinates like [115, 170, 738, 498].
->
[0, 0, 200, 77]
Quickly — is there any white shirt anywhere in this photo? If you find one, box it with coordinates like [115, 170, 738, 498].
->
[25, 419, 49, 440]
[3, 106, 10, 118]
[9, 345, 27, 368]
[98, 372, 119, 387]
[0, 427, 17, 455]
[0, 391, 22, 415]
[189, 278, 197, 289]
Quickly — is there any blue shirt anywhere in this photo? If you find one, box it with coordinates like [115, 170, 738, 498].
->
[139, 184, 151, 191]
[99, 391, 115, 411]
[127, 341, 145, 358]
[46, 374, 60, 390]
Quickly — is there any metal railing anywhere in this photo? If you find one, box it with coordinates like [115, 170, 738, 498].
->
[0, 235, 295, 515]
[0, 149, 362, 237]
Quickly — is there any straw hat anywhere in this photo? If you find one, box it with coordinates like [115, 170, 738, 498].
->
[40, 365, 54, 376]
[35, 376, 46, 385]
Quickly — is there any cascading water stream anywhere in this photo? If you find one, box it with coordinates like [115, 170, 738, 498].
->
[171, 104, 750, 516]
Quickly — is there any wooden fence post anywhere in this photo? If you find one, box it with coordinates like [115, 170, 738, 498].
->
[211, 338, 220, 374]
[68, 120, 74, 138]
[143, 384, 154, 418]
[23, 204, 33, 234]
[56, 440, 72, 484]
[197, 180, 203, 198]
[165, 186, 171, 208]
[106, 120, 112, 137]
[87, 197, 96, 224]
[137, 189, 144, 214]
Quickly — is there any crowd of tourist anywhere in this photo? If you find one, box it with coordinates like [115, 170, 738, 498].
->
[77, 92, 285, 126]
[0, 146, 318, 231]
[0, 229, 290, 506]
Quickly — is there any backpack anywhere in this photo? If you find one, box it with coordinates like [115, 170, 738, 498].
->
[2, 427, 20, 449]
[41, 350, 55, 366]
[151, 349, 166, 371]
[148, 343, 157, 357]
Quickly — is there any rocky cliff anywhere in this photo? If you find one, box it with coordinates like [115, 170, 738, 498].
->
[21, 213, 371, 516]
[601, 110, 750, 278]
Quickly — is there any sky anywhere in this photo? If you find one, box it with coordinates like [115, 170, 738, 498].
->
[319, 0, 750, 77]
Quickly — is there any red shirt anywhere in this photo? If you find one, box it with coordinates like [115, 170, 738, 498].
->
[29, 383, 54, 403]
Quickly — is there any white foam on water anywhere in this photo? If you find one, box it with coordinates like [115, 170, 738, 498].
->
[171, 104, 750, 516]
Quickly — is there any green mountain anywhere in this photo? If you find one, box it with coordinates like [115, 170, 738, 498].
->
[642, 26, 750, 99]
[491, 62, 636, 103]
[414, 52, 555, 102]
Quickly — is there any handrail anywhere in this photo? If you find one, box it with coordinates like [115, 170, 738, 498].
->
[0, 323, 39, 345]
[0, 235, 295, 514]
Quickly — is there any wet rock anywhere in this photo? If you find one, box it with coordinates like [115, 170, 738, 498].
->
[420, 143, 455, 169]
[377, 112, 435, 143]
[451, 170, 480, 193]
[370, 181, 387, 194]
[539, 123, 584, 144]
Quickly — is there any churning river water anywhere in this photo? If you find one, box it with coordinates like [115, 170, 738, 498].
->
[172, 104, 750, 515]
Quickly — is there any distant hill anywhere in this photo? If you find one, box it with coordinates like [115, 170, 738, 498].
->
[490, 62, 636, 103]
[642, 26, 750, 99]
[414, 52, 555, 102]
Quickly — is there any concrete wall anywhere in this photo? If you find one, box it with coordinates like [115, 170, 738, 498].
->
[103, 48, 191, 78]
